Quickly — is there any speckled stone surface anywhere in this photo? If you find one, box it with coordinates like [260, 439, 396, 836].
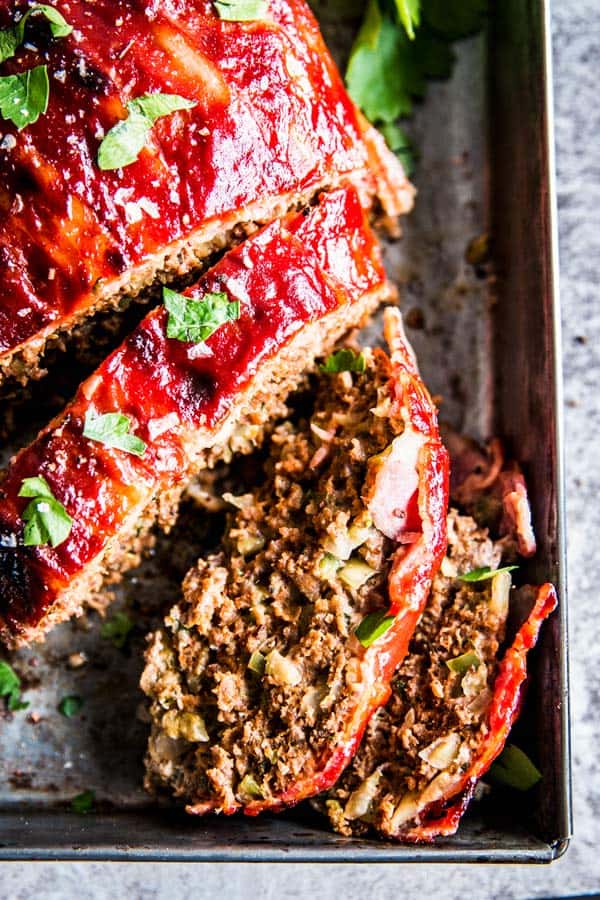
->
[0, 1, 598, 896]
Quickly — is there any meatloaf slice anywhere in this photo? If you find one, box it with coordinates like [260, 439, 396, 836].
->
[141, 308, 449, 815]
[0, 186, 390, 648]
[0, 0, 412, 392]
[320, 513, 557, 843]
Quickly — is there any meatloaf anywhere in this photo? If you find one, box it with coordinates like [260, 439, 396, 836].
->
[141, 308, 449, 815]
[0, 0, 412, 391]
[0, 186, 391, 648]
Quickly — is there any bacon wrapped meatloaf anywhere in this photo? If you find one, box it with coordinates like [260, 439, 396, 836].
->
[0, 0, 412, 391]
[140, 308, 449, 814]
[0, 186, 393, 647]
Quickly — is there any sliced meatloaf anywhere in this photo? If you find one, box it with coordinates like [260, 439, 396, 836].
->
[141, 308, 449, 815]
[320, 513, 556, 842]
[0, 0, 413, 391]
[0, 187, 390, 648]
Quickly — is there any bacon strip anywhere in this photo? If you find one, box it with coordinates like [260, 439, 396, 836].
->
[0, 186, 389, 647]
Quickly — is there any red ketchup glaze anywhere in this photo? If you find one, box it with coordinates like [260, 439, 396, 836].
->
[0, 186, 386, 635]
[0, 0, 383, 358]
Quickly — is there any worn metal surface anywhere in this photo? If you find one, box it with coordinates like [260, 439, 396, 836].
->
[0, 0, 569, 861]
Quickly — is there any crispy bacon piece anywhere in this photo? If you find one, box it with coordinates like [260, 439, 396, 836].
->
[140, 308, 449, 816]
[0, 0, 412, 389]
[0, 186, 391, 648]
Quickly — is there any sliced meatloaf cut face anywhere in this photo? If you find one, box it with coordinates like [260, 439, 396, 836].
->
[0, 0, 413, 390]
[0, 186, 390, 648]
[140, 308, 449, 816]
[321, 508, 557, 843]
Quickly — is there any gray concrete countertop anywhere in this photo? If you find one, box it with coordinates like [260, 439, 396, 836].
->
[1, 0, 598, 896]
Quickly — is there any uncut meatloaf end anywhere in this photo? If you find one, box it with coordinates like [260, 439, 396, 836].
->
[0, 0, 413, 393]
[140, 309, 448, 815]
[0, 187, 391, 648]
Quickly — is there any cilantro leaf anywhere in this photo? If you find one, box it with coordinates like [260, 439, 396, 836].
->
[71, 790, 95, 814]
[58, 695, 84, 717]
[97, 93, 196, 170]
[163, 287, 240, 344]
[488, 744, 542, 792]
[423, 0, 488, 41]
[0, 5, 72, 64]
[378, 122, 416, 176]
[100, 612, 134, 649]
[83, 409, 146, 457]
[393, 0, 420, 40]
[0, 660, 28, 712]
[459, 565, 518, 583]
[214, 0, 269, 21]
[18, 475, 73, 548]
[0, 64, 49, 130]
[321, 349, 366, 374]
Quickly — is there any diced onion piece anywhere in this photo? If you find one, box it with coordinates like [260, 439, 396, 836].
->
[238, 774, 264, 801]
[344, 768, 383, 820]
[235, 532, 265, 557]
[247, 651, 266, 676]
[418, 733, 461, 770]
[389, 791, 420, 830]
[339, 558, 376, 592]
[322, 515, 373, 561]
[318, 552, 343, 580]
[223, 492, 254, 510]
[490, 569, 512, 618]
[161, 709, 209, 743]
[265, 650, 302, 687]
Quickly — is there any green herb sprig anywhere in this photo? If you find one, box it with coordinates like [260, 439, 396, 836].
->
[83, 409, 146, 457]
[0, 4, 72, 64]
[100, 611, 134, 649]
[355, 610, 395, 649]
[459, 566, 518, 583]
[163, 287, 240, 345]
[0, 64, 49, 130]
[97, 93, 196, 170]
[321, 349, 366, 374]
[0, 660, 28, 711]
[214, 0, 268, 20]
[18, 476, 73, 549]
[488, 744, 542, 792]
[58, 695, 84, 718]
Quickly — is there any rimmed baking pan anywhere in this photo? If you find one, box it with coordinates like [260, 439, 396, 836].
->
[0, 0, 570, 862]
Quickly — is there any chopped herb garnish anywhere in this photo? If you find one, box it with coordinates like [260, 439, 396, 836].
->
[214, 0, 268, 21]
[58, 695, 84, 718]
[446, 651, 480, 675]
[0, 5, 72, 65]
[378, 121, 417, 176]
[100, 611, 134, 649]
[163, 287, 240, 344]
[71, 790, 95, 814]
[0, 64, 49, 130]
[83, 409, 146, 457]
[97, 93, 196, 170]
[18, 475, 73, 548]
[321, 349, 366, 374]
[488, 744, 542, 792]
[393, 0, 420, 40]
[459, 566, 518, 583]
[0, 660, 28, 711]
[247, 651, 266, 676]
[355, 609, 395, 648]
[238, 773, 264, 799]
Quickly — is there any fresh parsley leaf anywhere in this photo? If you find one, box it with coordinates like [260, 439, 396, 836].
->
[163, 287, 240, 344]
[355, 610, 395, 648]
[214, 0, 269, 21]
[83, 409, 146, 457]
[97, 93, 196, 170]
[58, 695, 84, 717]
[0, 660, 28, 712]
[0, 64, 49, 130]
[100, 611, 134, 649]
[71, 790, 95, 814]
[378, 122, 416, 176]
[0, 5, 72, 64]
[393, 0, 420, 40]
[488, 744, 542, 792]
[321, 349, 366, 374]
[459, 565, 518, 583]
[18, 475, 73, 548]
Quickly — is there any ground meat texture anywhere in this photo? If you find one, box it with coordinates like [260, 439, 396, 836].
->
[320, 510, 508, 838]
[141, 340, 442, 813]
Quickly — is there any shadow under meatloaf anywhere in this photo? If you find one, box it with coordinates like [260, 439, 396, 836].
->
[0, 0, 412, 393]
[0, 186, 390, 649]
[141, 308, 449, 815]
[320, 506, 557, 842]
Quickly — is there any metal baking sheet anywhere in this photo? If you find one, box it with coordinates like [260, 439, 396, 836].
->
[0, 0, 570, 861]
